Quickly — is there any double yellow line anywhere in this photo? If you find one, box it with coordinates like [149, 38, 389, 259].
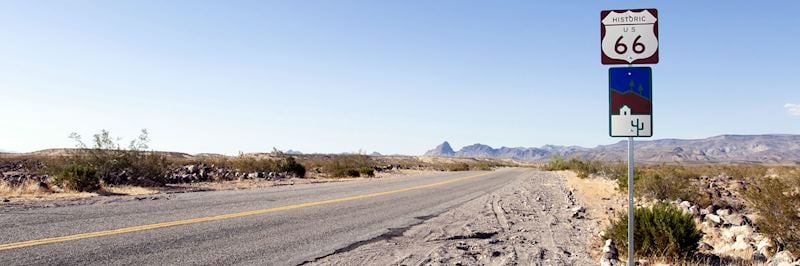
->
[0, 172, 490, 251]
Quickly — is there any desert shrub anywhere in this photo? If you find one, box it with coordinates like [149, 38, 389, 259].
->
[68, 129, 171, 185]
[542, 156, 570, 171]
[277, 156, 306, 177]
[443, 163, 470, 171]
[359, 166, 375, 177]
[542, 156, 602, 178]
[344, 169, 360, 177]
[52, 163, 100, 192]
[744, 178, 800, 254]
[471, 162, 493, 171]
[634, 170, 710, 206]
[322, 155, 375, 178]
[606, 203, 703, 258]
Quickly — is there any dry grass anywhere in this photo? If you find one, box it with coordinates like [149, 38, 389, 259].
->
[102, 185, 160, 196]
[0, 180, 52, 197]
[0, 180, 96, 202]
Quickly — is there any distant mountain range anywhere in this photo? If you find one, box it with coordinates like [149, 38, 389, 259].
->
[424, 135, 800, 164]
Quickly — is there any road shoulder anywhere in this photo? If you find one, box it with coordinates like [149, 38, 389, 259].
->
[308, 170, 595, 265]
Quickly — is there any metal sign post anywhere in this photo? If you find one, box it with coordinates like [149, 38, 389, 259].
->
[601, 8, 658, 265]
[627, 136, 634, 266]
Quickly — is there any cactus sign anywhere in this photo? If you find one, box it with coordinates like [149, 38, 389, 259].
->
[609, 67, 652, 137]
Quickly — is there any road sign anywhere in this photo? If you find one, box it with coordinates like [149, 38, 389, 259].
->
[609, 67, 652, 137]
[601, 9, 659, 65]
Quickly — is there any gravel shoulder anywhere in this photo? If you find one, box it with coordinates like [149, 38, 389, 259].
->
[308, 170, 595, 265]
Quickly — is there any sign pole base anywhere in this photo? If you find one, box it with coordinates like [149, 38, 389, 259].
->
[627, 136, 635, 265]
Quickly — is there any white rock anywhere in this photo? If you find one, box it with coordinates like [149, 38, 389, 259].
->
[757, 237, 774, 253]
[680, 201, 692, 208]
[706, 214, 723, 226]
[767, 251, 797, 266]
[716, 208, 731, 216]
[730, 238, 752, 251]
[689, 205, 700, 216]
[723, 214, 745, 226]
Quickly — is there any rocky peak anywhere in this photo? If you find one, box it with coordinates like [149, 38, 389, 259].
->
[424, 141, 455, 156]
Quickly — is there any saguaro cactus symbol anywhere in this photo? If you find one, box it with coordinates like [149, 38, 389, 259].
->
[631, 118, 645, 136]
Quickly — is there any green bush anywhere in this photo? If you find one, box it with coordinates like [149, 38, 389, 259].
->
[68, 129, 170, 185]
[443, 163, 470, 171]
[542, 156, 603, 178]
[744, 178, 800, 254]
[606, 203, 703, 258]
[322, 155, 375, 178]
[359, 166, 375, 177]
[278, 156, 306, 177]
[344, 169, 360, 177]
[52, 163, 101, 192]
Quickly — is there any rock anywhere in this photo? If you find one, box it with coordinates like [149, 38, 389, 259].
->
[768, 251, 797, 266]
[757, 237, 775, 254]
[680, 201, 692, 208]
[723, 214, 745, 226]
[698, 242, 714, 253]
[186, 165, 197, 174]
[701, 205, 715, 216]
[705, 214, 723, 226]
[716, 208, 731, 216]
[752, 251, 768, 262]
[730, 238, 752, 251]
[570, 206, 586, 219]
[247, 172, 260, 179]
[689, 205, 700, 216]
[600, 239, 620, 266]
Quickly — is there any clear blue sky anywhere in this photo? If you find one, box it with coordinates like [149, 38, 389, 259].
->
[1, 1, 799, 155]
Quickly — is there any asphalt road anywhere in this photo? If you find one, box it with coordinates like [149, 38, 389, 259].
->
[0, 168, 530, 265]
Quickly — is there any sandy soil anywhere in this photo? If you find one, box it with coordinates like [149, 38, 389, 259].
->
[308, 170, 595, 265]
[557, 171, 626, 260]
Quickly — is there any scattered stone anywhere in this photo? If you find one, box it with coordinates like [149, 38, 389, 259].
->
[679, 201, 692, 208]
[698, 242, 714, 253]
[705, 214, 723, 226]
[570, 206, 586, 219]
[757, 237, 775, 254]
[716, 208, 731, 216]
[688, 205, 700, 216]
[768, 251, 797, 266]
[752, 251, 768, 262]
[600, 239, 620, 266]
[723, 214, 745, 226]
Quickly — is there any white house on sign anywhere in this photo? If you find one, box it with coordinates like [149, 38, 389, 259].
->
[610, 105, 652, 137]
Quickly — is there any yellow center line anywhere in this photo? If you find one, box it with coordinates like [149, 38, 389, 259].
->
[0, 172, 492, 251]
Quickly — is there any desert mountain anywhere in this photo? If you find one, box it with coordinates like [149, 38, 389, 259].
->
[425, 135, 800, 164]
[424, 141, 455, 157]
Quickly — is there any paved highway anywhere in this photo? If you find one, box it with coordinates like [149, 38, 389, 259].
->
[0, 168, 531, 265]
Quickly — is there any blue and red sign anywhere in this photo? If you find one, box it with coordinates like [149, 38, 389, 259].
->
[609, 67, 652, 137]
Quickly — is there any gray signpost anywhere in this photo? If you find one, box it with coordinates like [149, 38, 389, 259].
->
[601, 8, 659, 265]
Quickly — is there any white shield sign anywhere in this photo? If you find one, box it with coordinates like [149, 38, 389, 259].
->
[601, 9, 659, 65]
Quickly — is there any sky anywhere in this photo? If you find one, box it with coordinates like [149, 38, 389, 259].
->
[1, 1, 799, 155]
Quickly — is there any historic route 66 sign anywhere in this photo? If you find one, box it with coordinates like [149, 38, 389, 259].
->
[601, 9, 659, 65]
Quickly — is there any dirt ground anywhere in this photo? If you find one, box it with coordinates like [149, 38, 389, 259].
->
[308, 170, 596, 265]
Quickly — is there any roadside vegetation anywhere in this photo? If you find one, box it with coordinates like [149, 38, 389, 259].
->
[543, 156, 800, 262]
[606, 203, 703, 258]
[0, 129, 519, 196]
